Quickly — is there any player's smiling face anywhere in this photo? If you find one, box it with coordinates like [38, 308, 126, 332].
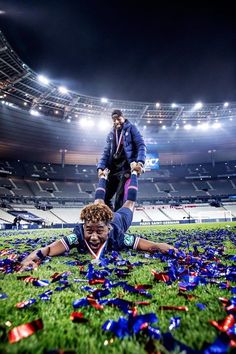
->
[84, 221, 109, 252]
[112, 114, 125, 128]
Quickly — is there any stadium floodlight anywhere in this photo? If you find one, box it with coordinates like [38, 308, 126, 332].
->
[98, 119, 110, 130]
[30, 109, 40, 117]
[79, 117, 95, 128]
[58, 86, 68, 94]
[171, 103, 177, 108]
[79, 118, 87, 127]
[194, 102, 203, 110]
[212, 122, 221, 129]
[184, 124, 192, 130]
[155, 102, 160, 108]
[224, 102, 229, 107]
[101, 97, 108, 103]
[87, 119, 95, 127]
[38, 75, 50, 85]
[198, 123, 209, 131]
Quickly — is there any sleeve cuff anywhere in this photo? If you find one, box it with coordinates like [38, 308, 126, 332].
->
[60, 238, 70, 252]
[133, 237, 140, 250]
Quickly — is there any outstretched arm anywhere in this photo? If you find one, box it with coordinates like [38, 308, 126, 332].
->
[94, 169, 110, 204]
[131, 125, 146, 165]
[136, 238, 177, 254]
[122, 171, 138, 212]
[97, 132, 112, 172]
[20, 239, 67, 272]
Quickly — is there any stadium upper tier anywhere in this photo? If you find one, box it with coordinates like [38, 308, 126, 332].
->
[1, 30, 236, 165]
[1, 159, 236, 181]
[0, 160, 236, 205]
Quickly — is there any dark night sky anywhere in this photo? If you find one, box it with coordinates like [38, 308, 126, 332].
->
[0, 0, 236, 103]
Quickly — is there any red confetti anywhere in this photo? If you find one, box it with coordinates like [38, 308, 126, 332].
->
[70, 312, 88, 323]
[17, 275, 38, 282]
[230, 339, 236, 348]
[209, 314, 235, 332]
[179, 286, 188, 292]
[135, 301, 151, 306]
[16, 301, 28, 309]
[51, 272, 60, 278]
[151, 270, 170, 283]
[226, 305, 236, 313]
[218, 297, 229, 306]
[89, 279, 105, 285]
[8, 319, 43, 343]
[87, 296, 104, 310]
[8, 254, 18, 260]
[178, 291, 197, 300]
[50, 272, 61, 281]
[0, 249, 11, 256]
[140, 322, 149, 330]
[127, 263, 134, 270]
[25, 277, 39, 283]
[159, 306, 189, 311]
[132, 306, 138, 316]
[135, 284, 152, 290]
[15, 299, 35, 309]
[224, 281, 231, 289]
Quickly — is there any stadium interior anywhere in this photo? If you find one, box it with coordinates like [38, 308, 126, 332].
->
[1, 30, 236, 228]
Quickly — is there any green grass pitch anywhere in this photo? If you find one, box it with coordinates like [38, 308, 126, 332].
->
[0, 222, 236, 354]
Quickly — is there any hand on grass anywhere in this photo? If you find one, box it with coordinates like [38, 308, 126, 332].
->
[19, 258, 39, 272]
[154, 242, 178, 254]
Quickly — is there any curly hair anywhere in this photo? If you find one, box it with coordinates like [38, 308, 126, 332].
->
[80, 203, 113, 224]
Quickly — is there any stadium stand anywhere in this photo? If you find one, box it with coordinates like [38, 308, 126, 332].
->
[158, 206, 189, 221]
[138, 206, 171, 221]
[1, 160, 236, 204]
[224, 203, 236, 217]
[1, 30, 236, 228]
[1, 159, 236, 229]
[14, 206, 63, 226]
[132, 208, 151, 222]
[0, 208, 14, 223]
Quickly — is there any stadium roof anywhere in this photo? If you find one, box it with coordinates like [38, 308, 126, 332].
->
[1, 30, 236, 165]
